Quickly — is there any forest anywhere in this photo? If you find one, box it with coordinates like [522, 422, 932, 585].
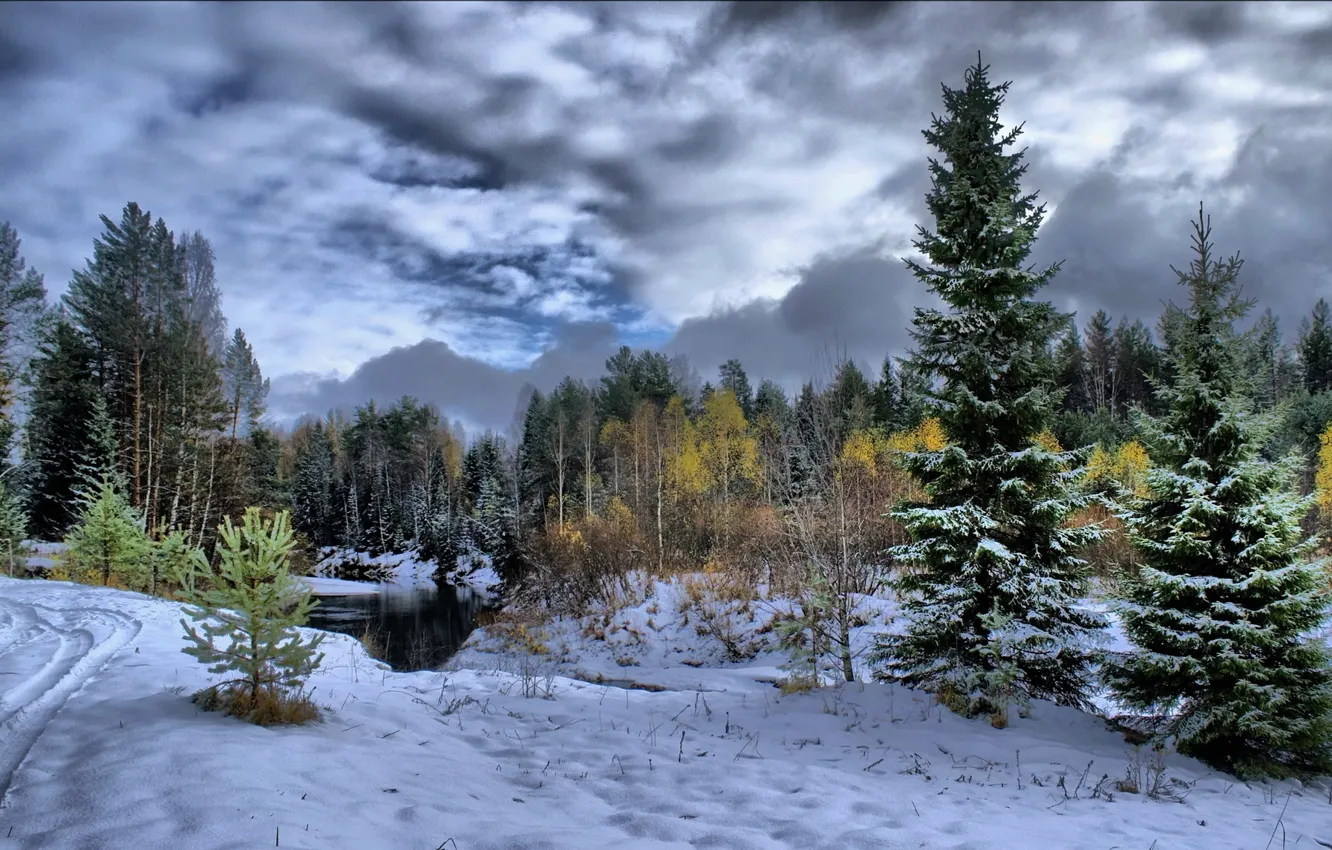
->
[4, 202, 1331, 599]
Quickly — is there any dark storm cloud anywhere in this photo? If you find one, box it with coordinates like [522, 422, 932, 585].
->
[4, 0, 1332, 434]
[664, 245, 928, 387]
[271, 321, 621, 436]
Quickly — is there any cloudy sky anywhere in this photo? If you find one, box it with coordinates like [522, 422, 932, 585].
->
[2, 1, 1331, 434]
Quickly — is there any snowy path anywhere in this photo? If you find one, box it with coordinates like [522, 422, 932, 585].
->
[0, 594, 141, 802]
[0, 577, 1330, 850]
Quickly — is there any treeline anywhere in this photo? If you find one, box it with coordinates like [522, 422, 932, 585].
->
[5, 205, 1332, 592]
[0, 206, 275, 560]
[280, 299, 1332, 589]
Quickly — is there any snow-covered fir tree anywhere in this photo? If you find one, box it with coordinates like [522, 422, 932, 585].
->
[1103, 207, 1332, 778]
[870, 57, 1106, 717]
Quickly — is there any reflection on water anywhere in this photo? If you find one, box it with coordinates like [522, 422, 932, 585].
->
[305, 582, 493, 672]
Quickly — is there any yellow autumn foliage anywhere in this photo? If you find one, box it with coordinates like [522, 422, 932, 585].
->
[839, 428, 889, 475]
[1084, 444, 1117, 488]
[604, 495, 636, 529]
[916, 417, 948, 451]
[1032, 429, 1063, 454]
[1317, 424, 1332, 516]
[697, 390, 760, 497]
[1082, 440, 1151, 497]
[665, 397, 710, 498]
[1114, 441, 1151, 498]
[885, 416, 949, 454]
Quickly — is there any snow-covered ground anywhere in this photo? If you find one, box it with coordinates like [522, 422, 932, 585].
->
[2, 575, 1331, 850]
[310, 548, 502, 598]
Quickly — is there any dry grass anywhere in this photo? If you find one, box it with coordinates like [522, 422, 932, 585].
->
[192, 683, 320, 726]
[1069, 504, 1138, 583]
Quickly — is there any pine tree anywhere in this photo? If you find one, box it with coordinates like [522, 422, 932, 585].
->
[718, 359, 754, 421]
[830, 360, 873, 437]
[220, 328, 269, 440]
[870, 57, 1106, 716]
[179, 508, 326, 725]
[149, 526, 202, 598]
[871, 356, 900, 430]
[24, 320, 104, 539]
[290, 422, 337, 547]
[1054, 321, 1090, 413]
[0, 479, 28, 577]
[1103, 207, 1332, 779]
[0, 222, 51, 458]
[63, 475, 150, 588]
[1298, 298, 1332, 395]
[1084, 310, 1116, 413]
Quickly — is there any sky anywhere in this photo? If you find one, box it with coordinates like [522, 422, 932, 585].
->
[2, 1, 1331, 435]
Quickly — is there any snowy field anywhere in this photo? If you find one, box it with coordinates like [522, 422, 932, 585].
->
[2, 576, 1331, 850]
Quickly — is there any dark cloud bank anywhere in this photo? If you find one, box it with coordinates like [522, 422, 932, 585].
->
[2, 1, 1331, 434]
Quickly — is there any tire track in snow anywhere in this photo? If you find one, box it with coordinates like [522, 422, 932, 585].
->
[0, 598, 142, 805]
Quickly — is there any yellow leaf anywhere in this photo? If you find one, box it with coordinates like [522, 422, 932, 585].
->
[1317, 424, 1332, 514]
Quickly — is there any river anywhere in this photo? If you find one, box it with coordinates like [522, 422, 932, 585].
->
[305, 581, 495, 672]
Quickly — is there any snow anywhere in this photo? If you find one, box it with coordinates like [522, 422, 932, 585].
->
[299, 576, 382, 596]
[12, 541, 63, 577]
[3, 575, 1332, 850]
[314, 547, 503, 597]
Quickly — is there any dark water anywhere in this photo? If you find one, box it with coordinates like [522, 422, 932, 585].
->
[305, 582, 494, 672]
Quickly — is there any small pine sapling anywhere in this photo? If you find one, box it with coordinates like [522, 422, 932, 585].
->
[776, 566, 834, 693]
[0, 479, 28, 577]
[179, 508, 326, 725]
[150, 526, 204, 598]
[62, 474, 150, 588]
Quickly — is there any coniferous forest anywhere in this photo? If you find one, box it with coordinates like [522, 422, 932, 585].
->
[4, 57, 1332, 780]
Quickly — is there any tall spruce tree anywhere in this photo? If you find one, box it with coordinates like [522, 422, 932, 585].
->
[870, 58, 1105, 716]
[1298, 298, 1332, 395]
[871, 356, 900, 430]
[1054, 322, 1090, 413]
[718, 359, 755, 421]
[220, 328, 269, 440]
[24, 321, 104, 539]
[1103, 208, 1332, 779]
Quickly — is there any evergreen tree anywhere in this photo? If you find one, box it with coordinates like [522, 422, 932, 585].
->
[1103, 208, 1332, 779]
[1113, 318, 1158, 413]
[290, 422, 337, 547]
[871, 356, 900, 430]
[24, 321, 105, 539]
[0, 222, 51, 450]
[1242, 309, 1295, 410]
[1084, 310, 1115, 413]
[179, 508, 326, 724]
[894, 359, 931, 430]
[718, 359, 754, 420]
[63, 474, 150, 588]
[753, 379, 791, 429]
[870, 58, 1105, 716]
[180, 231, 228, 357]
[220, 328, 269, 440]
[1054, 321, 1090, 413]
[830, 360, 873, 437]
[0, 479, 27, 577]
[473, 472, 520, 582]
[148, 526, 202, 598]
[1298, 298, 1332, 395]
